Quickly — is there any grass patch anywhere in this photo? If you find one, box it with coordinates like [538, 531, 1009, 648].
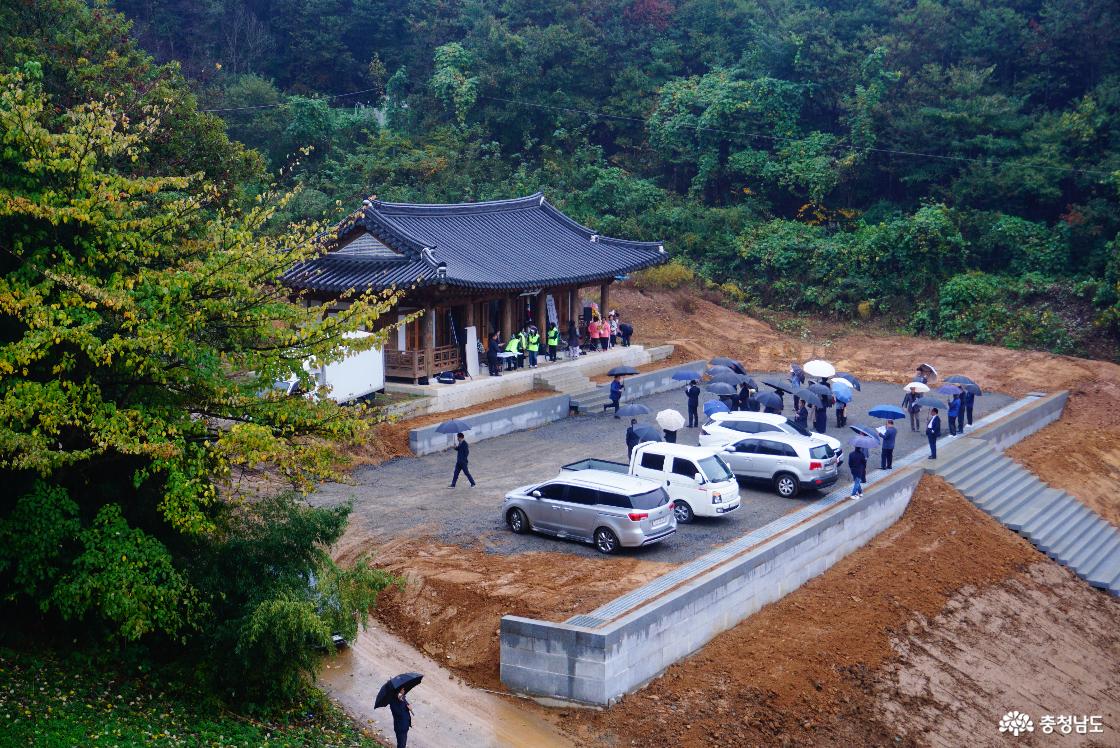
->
[0, 648, 382, 748]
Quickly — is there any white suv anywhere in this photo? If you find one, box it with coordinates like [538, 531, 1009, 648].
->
[715, 431, 841, 498]
[699, 411, 843, 458]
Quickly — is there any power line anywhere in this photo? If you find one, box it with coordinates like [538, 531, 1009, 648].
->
[478, 95, 1114, 179]
[201, 86, 382, 113]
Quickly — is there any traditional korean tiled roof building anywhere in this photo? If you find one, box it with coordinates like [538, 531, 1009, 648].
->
[282, 193, 666, 383]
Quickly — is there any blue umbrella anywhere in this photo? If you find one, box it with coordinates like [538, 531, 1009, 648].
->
[707, 382, 737, 395]
[945, 375, 976, 385]
[835, 372, 861, 391]
[704, 399, 730, 416]
[607, 365, 640, 377]
[831, 380, 853, 404]
[617, 403, 651, 417]
[632, 424, 663, 442]
[672, 370, 703, 382]
[794, 388, 823, 408]
[963, 383, 983, 396]
[916, 396, 945, 409]
[849, 435, 879, 451]
[761, 377, 794, 394]
[808, 382, 832, 397]
[937, 383, 963, 395]
[756, 391, 782, 410]
[705, 365, 734, 377]
[849, 424, 880, 441]
[435, 419, 472, 434]
[868, 404, 907, 420]
[711, 372, 749, 386]
[710, 357, 741, 369]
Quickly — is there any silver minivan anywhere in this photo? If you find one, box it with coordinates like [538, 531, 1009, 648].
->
[502, 470, 676, 553]
[716, 431, 840, 498]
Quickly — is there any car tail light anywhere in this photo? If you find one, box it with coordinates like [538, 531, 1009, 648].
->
[809, 461, 823, 471]
[667, 502, 675, 510]
[628, 512, 649, 521]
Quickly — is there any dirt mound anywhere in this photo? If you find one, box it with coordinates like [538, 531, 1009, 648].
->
[353, 538, 674, 692]
[564, 476, 1108, 747]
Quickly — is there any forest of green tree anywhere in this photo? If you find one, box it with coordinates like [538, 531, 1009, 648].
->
[108, 0, 1120, 357]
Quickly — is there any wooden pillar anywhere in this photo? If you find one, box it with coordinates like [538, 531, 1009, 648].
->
[600, 282, 611, 318]
[502, 296, 513, 340]
[535, 292, 547, 331]
[424, 306, 435, 383]
[465, 300, 475, 329]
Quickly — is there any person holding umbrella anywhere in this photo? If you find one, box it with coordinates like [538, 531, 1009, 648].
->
[625, 418, 640, 458]
[374, 672, 422, 748]
[947, 394, 961, 436]
[926, 407, 941, 459]
[450, 432, 476, 488]
[848, 441, 868, 498]
[685, 380, 701, 427]
[881, 420, 897, 469]
[789, 363, 804, 410]
[813, 403, 828, 434]
[795, 400, 809, 428]
[604, 375, 624, 417]
[902, 386, 922, 432]
[964, 386, 976, 428]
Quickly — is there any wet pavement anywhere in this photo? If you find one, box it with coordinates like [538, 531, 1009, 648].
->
[308, 377, 1011, 563]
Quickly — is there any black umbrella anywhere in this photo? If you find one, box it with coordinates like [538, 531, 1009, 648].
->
[756, 392, 782, 410]
[705, 365, 733, 378]
[963, 383, 983, 396]
[435, 419, 472, 434]
[375, 672, 424, 708]
[707, 381, 737, 395]
[617, 403, 651, 417]
[794, 388, 822, 408]
[710, 357, 741, 369]
[944, 374, 976, 385]
[849, 424, 881, 441]
[710, 373, 747, 387]
[916, 396, 945, 409]
[808, 383, 832, 397]
[632, 424, 663, 442]
[760, 377, 794, 394]
[835, 372, 861, 391]
[607, 366, 640, 376]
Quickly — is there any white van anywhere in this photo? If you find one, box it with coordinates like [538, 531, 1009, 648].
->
[630, 443, 740, 523]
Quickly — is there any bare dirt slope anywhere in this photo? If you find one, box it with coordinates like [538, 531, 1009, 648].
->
[564, 477, 1120, 748]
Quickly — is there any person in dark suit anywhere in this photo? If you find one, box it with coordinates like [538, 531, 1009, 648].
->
[881, 420, 897, 469]
[685, 380, 701, 427]
[926, 408, 941, 459]
[964, 388, 976, 428]
[450, 433, 476, 487]
[604, 375, 623, 417]
[737, 382, 751, 411]
[795, 402, 809, 428]
[625, 419, 640, 458]
[486, 331, 501, 376]
[848, 446, 867, 497]
[947, 395, 960, 436]
[813, 404, 828, 434]
[389, 687, 412, 747]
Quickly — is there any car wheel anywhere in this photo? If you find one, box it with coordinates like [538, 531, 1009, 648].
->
[774, 473, 800, 498]
[594, 527, 619, 554]
[507, 508, 529, 534]
[673, 501, 695, 524]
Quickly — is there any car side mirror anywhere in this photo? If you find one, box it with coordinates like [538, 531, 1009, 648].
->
[694, 473, 705, 484]
[531, 490, 542, 499]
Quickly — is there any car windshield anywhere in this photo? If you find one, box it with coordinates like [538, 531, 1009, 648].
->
[782, 421, 813, 437]
[698, 455, 734, 482]
[629, 488, 671, 509]
[810, 444, 834, 459]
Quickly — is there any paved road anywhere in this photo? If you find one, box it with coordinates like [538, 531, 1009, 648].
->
[309, 378, 1010, 563]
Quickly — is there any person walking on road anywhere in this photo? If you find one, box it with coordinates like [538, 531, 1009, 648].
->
[389, 687, 413, 748]
[625, 418, 640, 458]
[926, 408, 941, 459]
[902, 386, 922, 432]
[685, 380, 701, 427]
[604, 375, 623, 417]
[849, 446, 867, 498]
[881, 420, 897, 469]
[449, 433, 476, 487]
[963, 387, 975, 428]
[947, 395, 961, 436]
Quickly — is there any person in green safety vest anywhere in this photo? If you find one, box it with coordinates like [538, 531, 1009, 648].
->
[517, 328, 529, 369]
[527, 327, 541, 368]
[503, 333, 520, 371]
[546, 323, 560, 362]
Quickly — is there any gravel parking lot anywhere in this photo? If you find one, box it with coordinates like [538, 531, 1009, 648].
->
[309, 378, 1011, 563]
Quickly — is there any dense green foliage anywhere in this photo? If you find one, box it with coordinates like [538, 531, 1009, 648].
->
[111, 0, 1120, 356]
[0, 1, 399, 710]
[0, 648, 383, 746]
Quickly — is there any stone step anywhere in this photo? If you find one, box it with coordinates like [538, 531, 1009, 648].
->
[1066, 520, 1119, 571]
[1020, 494, 1081, 542]
[1045, 509, 1101, 561]
[944, 451, 1006, 489]
[938, 444, 1000, 480]
[954, 456, 1019, 496]
[1082, 535, 1120, 592]
[1001, 486, 1062, 531]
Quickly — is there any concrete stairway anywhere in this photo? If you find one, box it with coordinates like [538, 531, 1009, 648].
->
[938, 442, 1120, 595]
[533, 363, 612, 414]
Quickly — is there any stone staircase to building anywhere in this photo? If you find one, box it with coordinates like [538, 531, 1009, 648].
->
[937, 442, 1120, 595]
[532, 365, 610, 414]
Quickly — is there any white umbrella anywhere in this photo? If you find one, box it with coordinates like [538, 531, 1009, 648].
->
[916, 362, 938, 379]
[656, 409, 686, 432]
[903, 381, 930, 393]
[803, 359, 836, 378]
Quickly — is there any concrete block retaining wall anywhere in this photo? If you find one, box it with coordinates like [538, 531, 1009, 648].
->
[408, 393, 571, 456]
[620, 360, 707, 401]
[501, 466, 922, 705]
[967, 391, 1068, 452]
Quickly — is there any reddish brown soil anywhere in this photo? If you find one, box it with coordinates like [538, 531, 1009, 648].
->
[340, 537, 674, 692]
[563, 477, 1120, 747]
